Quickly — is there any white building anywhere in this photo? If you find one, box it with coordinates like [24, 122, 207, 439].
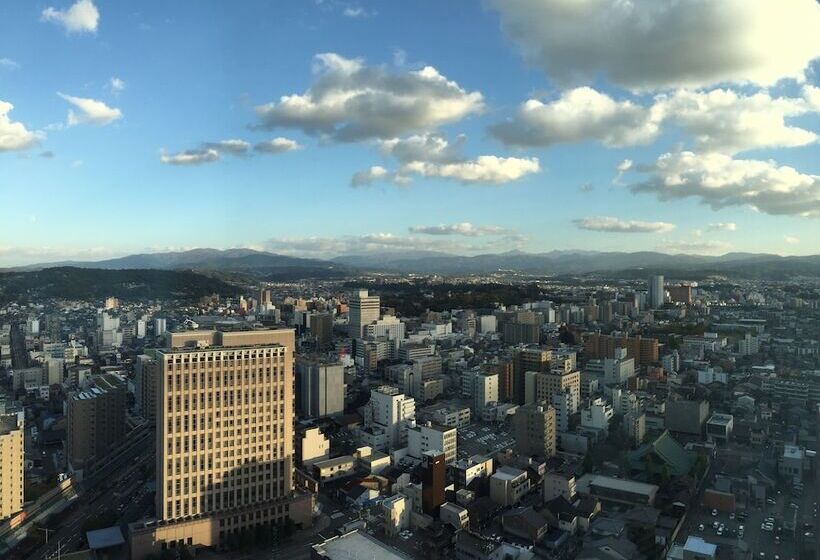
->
[349, 289, 381, 338]
[737, 333, 760, 356]
[407, 422, 457, 465]
[478, 315, 497, 333]
[649, 275, 665, 309]
[604, 348, 635, 384]
[362, 386, 416, 451]
[581, 397, 614, 434]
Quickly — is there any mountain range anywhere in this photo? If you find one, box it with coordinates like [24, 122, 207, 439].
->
[6, 248, 820, 279]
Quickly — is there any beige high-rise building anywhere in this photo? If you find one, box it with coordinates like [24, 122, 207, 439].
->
[512, 347, 551, 404]
[66, 373, 127, 470]
[0, 404, 24, 520]
[130, 328, 309, 558]
[536, 366, 580, 415]
[348, 289, 380, 338]
[513, 402, 556, 459]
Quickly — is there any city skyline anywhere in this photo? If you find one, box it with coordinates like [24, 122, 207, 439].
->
[2, 0, 820, 266]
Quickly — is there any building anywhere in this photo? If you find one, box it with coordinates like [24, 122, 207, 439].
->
[297, 427, 330, 467]
[313, 530, 414, 560]
[154, 317, 167, 337]
[130, 328, 303, 557]
[489, 466, 530, 507]
[779, 445, 805, 483]
[454, 455, 494, 490]
[512, 347, 551, 404]
[421, 450, 446, 515]
[581, 398, 614, 435]
[66, 373, 127, 470]
[513, 402, 557, 459]
[503, 322, 540, 346]
[648, 275, 665, 309]
[705, 413, 733, 445]
[604, 348, 635, 385]
[536, 366, 580, 413]
[408, 422, 457, 465]
[362, 386, 416, 451]
[295, 357, 345, 419]
[312, 456, 357, 483]
[736, 333, 759, 356]
[430, 404, 471, 428]
[584, 333, 659, 367]
[668, 285, 692, 305]
[576, 474, 659, 506]
[135, 353, 158, 423]
[348, 289, 380, 338]
[625, 412, 647, 447]
[382, 495, 410, 537]
[0, 403, 24, 520]
[665, 399, 709, 435]
[440, 501, 469, 530]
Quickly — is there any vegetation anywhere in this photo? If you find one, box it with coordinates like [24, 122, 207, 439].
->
[0, 267, 241, 303]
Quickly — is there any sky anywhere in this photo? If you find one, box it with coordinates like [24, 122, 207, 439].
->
[1, 0, 819, 267]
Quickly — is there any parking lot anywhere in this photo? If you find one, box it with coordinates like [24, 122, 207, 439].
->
[457, 422, 515, 460]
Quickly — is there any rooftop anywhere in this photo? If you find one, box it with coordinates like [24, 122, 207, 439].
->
[684, 536, 717, 556]
[312, 530, 413, 560]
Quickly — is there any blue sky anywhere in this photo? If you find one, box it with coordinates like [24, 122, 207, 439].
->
[1, 0, 819, 266]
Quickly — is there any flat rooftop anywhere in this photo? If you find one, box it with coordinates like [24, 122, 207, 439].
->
[313, 530, 413, 560]
[578, 474, 659, 496]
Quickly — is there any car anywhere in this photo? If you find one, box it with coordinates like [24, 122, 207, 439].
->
[712, 509, 718, 516]
[729, 513, 735, 520]
[739, 525, 744, 531]
[698, 524, 705, 531]
[716, 530, 723, 536]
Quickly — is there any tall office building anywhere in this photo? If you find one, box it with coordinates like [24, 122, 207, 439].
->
[0, 402, 24, 521]
[648, 275, 665, 309]
[308, 312, 334, 350]
[295, 357, 345, 418]
[536, 365, 580, 415]
[66, 373, 127, 470]
[135, 354, 159, 423]
[512, 347, 551, 405]
[154, 317, 167, 337]
[130, 328, 302, 557]
[513, 402, 556, 459]
[348, 289, 380, 338]
[420, 451, 446, 516]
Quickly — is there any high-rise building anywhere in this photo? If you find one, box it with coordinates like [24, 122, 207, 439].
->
[648, 275, 665, 309]
[154, 317, 167, 337]
[348, 289, 380, 338]
[584, 332, 659, 367]
[536, 365, 580, 414]
[295, 357, 345, 419]
[0, 402, 24, 521]
[512, 347, 551, 405]
[135, 354, 159, 423]
[130, 328, 301, 556]
[362, 386, 416, 451]
[472, 372, 498, 415]
[420, 451, 446, 516]
[308, 312, 334, 350]
[513, 402, 556, 459]
[66, 373, 127, 470]
[408, 422, 457, 465]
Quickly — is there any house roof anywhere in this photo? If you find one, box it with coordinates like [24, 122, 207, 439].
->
[630, 430, 694, 476]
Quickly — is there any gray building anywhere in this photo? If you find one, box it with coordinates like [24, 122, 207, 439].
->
[296, 357, 345, 419]
[665, 399, 709, 435]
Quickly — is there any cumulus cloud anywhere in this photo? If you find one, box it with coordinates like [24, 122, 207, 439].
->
[351, 166, 393, 187]
[706, 222, 737, 232]
[253, 137, 301, 154]
[0, 101, 41, 152]
[659, 239, 733, 255]
[408, 223, 510, 236]
[160, 148, 220, 166]
[654, 88, 818, 153]
[400, 155, 540, 184]
[255, 53, 484, 141]
[42, 0, 99, 33]
[490, 0, 820, 90]
[0, 58, 19, 70]
[380, 133, 466, 164]
[202, 139, 250, 155]
[627, 151, 820, 218]
[58, 93, 121, 126]
[492, 87, 820, 153]
[490, 87, 662, 147]
[573, 216, 675, 233]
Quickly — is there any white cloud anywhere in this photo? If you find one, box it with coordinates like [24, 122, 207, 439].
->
[492, 87, 820, 153]
[255, 53, 484, 141]
[573, 216, 675, 233]
[109, 77, 125, 92]
[253, 137, 302, 154]
[0, 58, 19, 70]
[160, 148, 220, 166]
[490, 87, 661, 147]
[654, 88, 818, 153]
[706, 222, 737, 232]
[659, 239, 733, 255]
[408, 223, 510, 236]
[627, 151, 820, 218]
[58, 93, 121, 126]
[202, 139, 250, 155]
[0, 101, 41, 152]
[400, 155, 540, 184]
[490, 0, 820, 90]
[783, 235, 800, 244]
[343, 5, 374, 18]
[42, 0, 99, 33]
[380, 133, 465, 164]
[351, 165, 392, 187]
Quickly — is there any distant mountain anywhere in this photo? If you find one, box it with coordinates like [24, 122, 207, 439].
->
[332, 250, 820, 278]
[10, 248, 351, 279]
[0, 267, 241, 302]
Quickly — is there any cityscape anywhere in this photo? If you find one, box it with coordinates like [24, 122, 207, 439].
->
[1, 2, 819, 560]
